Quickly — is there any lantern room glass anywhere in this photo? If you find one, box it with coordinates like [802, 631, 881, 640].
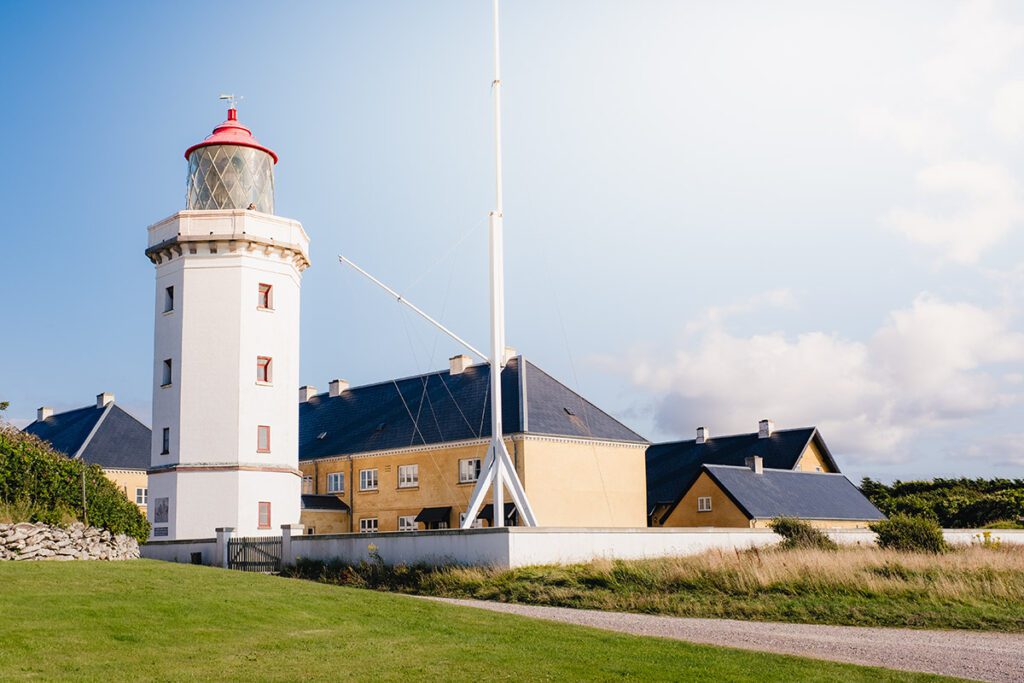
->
[186, 144, 275, 214]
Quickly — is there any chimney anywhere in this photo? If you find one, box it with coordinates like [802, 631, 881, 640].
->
[745, 455, 764, 474]
[299, 385, 317, 403]
[96, 392, 115, 408]
[696, 426, 710, 444]
[37, 407, 53, 421]
[449, 354, 473, 376]
[329, 379, 349, 397]
[758, 418, 775, 439]
[503, 346, 518, 365]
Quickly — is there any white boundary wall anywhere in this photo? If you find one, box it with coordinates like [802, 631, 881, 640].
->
[143, 527, 1024, 569]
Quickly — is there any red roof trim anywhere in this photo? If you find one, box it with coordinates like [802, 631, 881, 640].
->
[184, 107, 278, 164]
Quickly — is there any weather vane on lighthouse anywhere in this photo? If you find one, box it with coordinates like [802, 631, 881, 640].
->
[218, 93, 243, 110]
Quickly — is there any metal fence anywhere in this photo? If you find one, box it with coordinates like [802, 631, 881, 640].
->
[227, 535, 282, 573]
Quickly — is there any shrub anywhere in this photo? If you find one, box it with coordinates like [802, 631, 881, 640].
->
[769, 517, 838, 551]
[0, 425, 150, 542]
[870, 514, 947, 554]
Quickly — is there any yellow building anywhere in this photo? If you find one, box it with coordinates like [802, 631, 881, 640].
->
[297, 356, 649, 533]
[646, 420, 881, 528]
[23, 393, 150, 513]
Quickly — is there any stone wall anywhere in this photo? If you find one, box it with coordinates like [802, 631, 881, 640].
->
[0, 522, 140, 561]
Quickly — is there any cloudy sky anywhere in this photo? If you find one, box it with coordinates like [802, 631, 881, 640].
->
[2, 1, 1022, 481]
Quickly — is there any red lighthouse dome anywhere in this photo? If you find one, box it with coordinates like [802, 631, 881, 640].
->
[184, 107, 277, 214]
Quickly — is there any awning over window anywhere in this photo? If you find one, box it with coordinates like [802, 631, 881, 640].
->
[415, 506, 452, 524]
[300, 494, 350, 512]
[477, 502, 517, 523]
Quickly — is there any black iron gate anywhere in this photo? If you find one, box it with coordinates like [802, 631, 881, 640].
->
[227, 535, 282, 573]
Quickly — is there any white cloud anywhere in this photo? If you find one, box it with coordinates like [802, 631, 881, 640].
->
[883, 161, 1022, 264]
[856, 106, 955, 158]
[967, 433, 1024, 466]
[616, 293, 1024, 464]
[924, 0, 1024, 100]
[992, 81, 1024, 141]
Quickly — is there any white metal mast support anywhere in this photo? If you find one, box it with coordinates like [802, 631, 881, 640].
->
[462, 0, 538, 529]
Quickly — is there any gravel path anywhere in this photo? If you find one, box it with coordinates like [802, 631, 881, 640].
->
[420, 597, 1024, 682]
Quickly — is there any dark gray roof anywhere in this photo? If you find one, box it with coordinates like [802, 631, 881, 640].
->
[704, 465, 885, 521]
[645, 428, 838, 515]
[23, 404, 150, 470]
[299, 357, 646, 461]
[301, 494, 350, 512]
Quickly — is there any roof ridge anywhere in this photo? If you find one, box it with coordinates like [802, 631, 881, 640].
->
[73, 402, 114, 459]
[704, 463, 846, 476]
[659, 426, 816, 445]
[303, 360, 508, 401]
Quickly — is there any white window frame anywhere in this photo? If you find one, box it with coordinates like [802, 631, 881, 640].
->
[359, 517, 378, 533]
[397, 464, 419, 489]
[459, 512, 483, 529]
[327, 472, 344, 494]
[135, 488, 148, 505]
[359, 468, 378, 491]
[697, 496, 712, 512]
[398, 515, 417, 532]
[459, 458, 481, 484]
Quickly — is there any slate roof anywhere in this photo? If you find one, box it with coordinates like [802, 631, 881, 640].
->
[645, 428, 838, 516]
[299, 357, 646, 461]
[301, 494, 350, 512]
[704, 465, 885, 521]
[23, 404, 150, 470]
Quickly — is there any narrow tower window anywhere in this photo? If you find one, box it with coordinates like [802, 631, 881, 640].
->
[164, 286, 174, 313]
[258, 283, 273, 310]
[161, 359, 172, 387]
[256, 356, 272, 384]
[161, 427, 170, 455]
[258, 502, 271, 529]
[257, 425, 271, 453]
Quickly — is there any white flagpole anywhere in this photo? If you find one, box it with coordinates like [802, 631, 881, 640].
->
[462, 0, 537, 529]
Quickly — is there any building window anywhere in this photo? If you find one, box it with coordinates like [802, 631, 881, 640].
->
[459, 512, 484, 529]
[398, 464, 419, 488]
[256, 356, 272, 384]
[327, 472, 344, 494]
[302, 476, 314, 494]
[359, 517, 378, 533]
[305, 527, 315, 535]
[258, 283, 273, 310]
[161, 359, 172, 387]
[459, 458, 481, 483]
[258, 501, 271, 529]
[164, 286, 174, 313]
[136, 488, 148, 505]
[257, 425, 271, 453]
[697, 496, 712, 512]
[398, 515, 417, 532]
[359, 468, 378, 491]
[161, 427, 170, 455]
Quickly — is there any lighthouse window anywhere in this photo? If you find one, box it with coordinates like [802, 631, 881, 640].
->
[258, 283, 273, 310]
[164, 286, 174, 313]
[161, 359, 173, 387]
[258, 502, 272, 529]
[257, 425, 271, 453]
[161, 428, 170, 455]
[256, 356, 272, 384]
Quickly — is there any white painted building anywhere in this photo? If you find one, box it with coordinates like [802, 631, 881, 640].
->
[145, 106, 310, 540]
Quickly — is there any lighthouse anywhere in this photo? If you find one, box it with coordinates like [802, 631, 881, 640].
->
[145, 102, 310, 540]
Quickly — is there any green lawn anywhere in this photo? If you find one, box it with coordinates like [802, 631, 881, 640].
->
[0, 561, 949, 682]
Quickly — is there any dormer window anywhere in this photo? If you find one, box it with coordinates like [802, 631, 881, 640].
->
[258, 283, 273, 310]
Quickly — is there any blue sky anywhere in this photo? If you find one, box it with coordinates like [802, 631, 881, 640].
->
[2, 1, 1022, 481]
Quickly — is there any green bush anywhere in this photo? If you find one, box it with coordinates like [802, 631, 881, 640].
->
[870, 514, 947, 554]
[0, 425, 150, 542]
[769, 517, 838, 551]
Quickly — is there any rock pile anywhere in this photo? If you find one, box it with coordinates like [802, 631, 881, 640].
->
[0, 522, 139, 561]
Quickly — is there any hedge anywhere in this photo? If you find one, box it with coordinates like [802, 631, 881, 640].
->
[0, 425, 150, 542]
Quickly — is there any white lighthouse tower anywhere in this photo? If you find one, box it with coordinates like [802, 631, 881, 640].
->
[145, 101, 310, 540]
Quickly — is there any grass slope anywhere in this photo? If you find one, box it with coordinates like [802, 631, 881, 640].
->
[289, 545, 1024, 632]
[0, 561, 947, 682]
